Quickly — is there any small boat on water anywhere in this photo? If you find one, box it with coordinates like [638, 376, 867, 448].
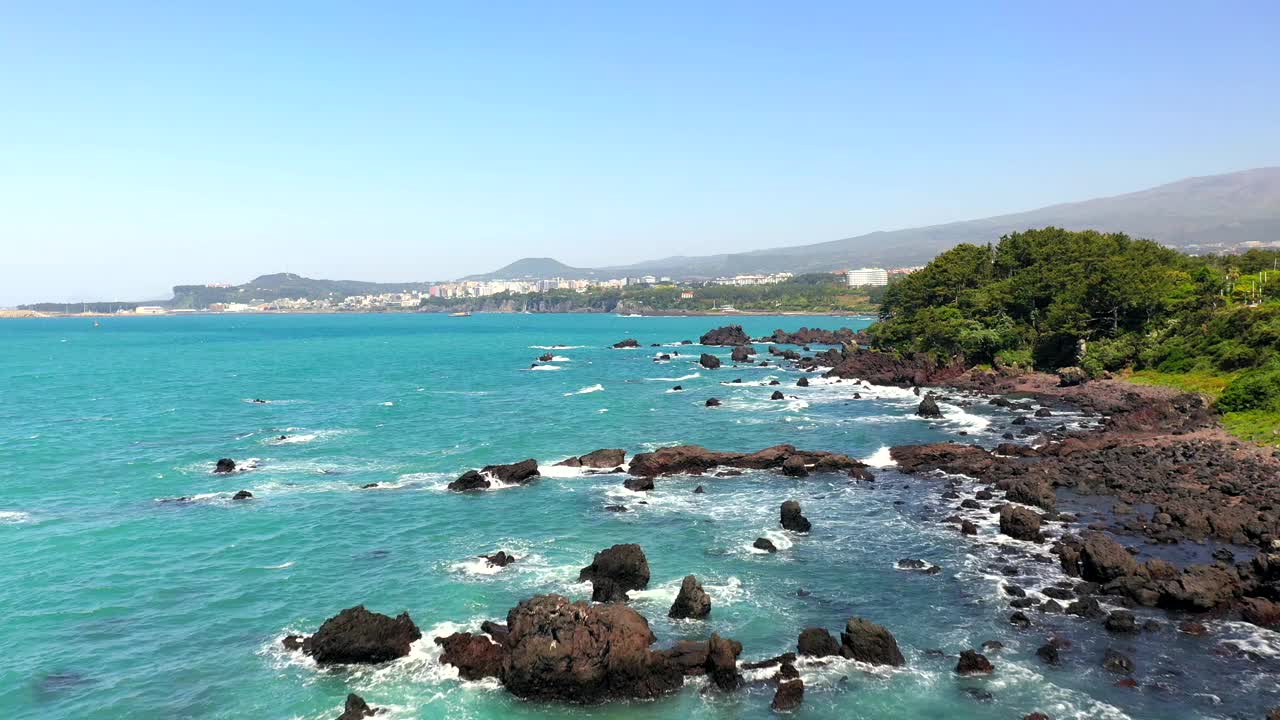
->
[449, 311, 472, 317]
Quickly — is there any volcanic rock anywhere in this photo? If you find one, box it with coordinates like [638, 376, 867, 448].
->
[303, 606, 422, 665]
[668, 575, 711, 619]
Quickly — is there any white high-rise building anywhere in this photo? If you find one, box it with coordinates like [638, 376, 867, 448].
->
[846, 268, 888, 287]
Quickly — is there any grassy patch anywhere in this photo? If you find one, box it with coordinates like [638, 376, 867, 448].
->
[1126, 369, 1240, 399]
[1222, 410, 1280, 446]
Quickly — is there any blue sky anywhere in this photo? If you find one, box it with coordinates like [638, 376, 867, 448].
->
[2, 1, 1278, 304]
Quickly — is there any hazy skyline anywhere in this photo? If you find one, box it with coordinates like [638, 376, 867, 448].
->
[3, 1, 1278, 305]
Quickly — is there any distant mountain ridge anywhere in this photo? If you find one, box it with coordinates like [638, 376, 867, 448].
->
[461, 257, 599, 281]
[476, 167, 1280, 280]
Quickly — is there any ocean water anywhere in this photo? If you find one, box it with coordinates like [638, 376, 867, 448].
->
[1, 313, 1276, 720]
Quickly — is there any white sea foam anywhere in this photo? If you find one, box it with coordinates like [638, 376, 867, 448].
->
[529, 344, 584, 350]
[210, 458, 259, 474]
[449, 557, 509, 576]
[550, 355, 571, 362]
[648, 372, 700, 382]
[862, 445, 896, 467]
[529, 364, 562, 371]
[746, 529, 794, 554]
[0, 510, 33, 525]
[262, 561, 295, 570]
[564, 384, 604, 396]
[380, 401, 395, 406]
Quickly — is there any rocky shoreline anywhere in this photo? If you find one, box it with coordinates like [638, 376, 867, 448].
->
[268, 325, 1280, 718]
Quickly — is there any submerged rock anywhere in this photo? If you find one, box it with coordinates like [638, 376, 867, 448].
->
[753, 537, 778, 553]
[668, 575, 711, 619]
[955, 649, 994, 675]
[484, 551, 517, 567]
[214, 458, 236, 474]
[232, 490, 253, 500]
[705, 397, 721, 407]
[302, 606, 422, 665]
[612, 338, 640, 348]
[624, 476, 655, 492]
[579, 544, 651, 602]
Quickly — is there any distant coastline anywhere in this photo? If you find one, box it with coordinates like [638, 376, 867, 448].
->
[0, 308, 878, 320]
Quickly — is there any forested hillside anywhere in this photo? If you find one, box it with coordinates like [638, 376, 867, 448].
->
[866, 227, 1280, 443]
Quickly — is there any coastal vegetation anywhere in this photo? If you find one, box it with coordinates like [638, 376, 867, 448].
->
[866, 227, 1280, 443]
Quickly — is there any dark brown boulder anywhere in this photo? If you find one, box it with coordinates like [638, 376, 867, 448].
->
[214, 458, 236, 473]
[700, 353, 722, 369]
[781, 456, 809, 477]
[579, 544, 651, 602]
[668, 575, 711, 619]
[435, 632, 505, 680]
[628, 445, 738, 476]
[538, 353, 554, 362]
[771, 390, 785, 400]
[730, 345, 755, 363]
[232, 490, 253, 500]
[704, 633, 742, 691]
[840, 618, 905, 666]
[753, 537, 778, 553]
[447, 470, 490, 492]
[797, 627, 841, 657]
[579, 449, 626, 468]
[613, 338, 640, 348]
[780, 500, 811, 533]
[796, 377, 810, 387]
[501, 594, 684, 702]
[1242, 597, 1280, 627]
[480, 459, 540, 485]
[336, 693, 381, 720]
[1003, 478, 1056, 511]
[705, 397, 721, 407]
[700, 325, 751, 346]
[999, 504, 1042, 541]
[303, 606, 421, 665]
[771, 676, 804, 712]
[281, 634, 305, 651]
[1102, 648, 1135, 675]
[1080, 532, 1138, 582]
[955, 649, 994, 675]
[483, 551, 517, 567]
[624, 476, 655, 492]
[916, 394, 943, 419]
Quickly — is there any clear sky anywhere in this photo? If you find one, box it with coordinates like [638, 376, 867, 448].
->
[2, 1, 1278, 305]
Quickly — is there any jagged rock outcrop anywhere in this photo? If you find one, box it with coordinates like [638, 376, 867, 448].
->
[501, 594, 684, 702]
[668, 575, 711, 619]
[579, 544, 651, 602]
[700, 325, 751, 346]
[839, 617, 905, 666]
[301, 606, 422, 665]
[700, 353, 722, 369]
[780, 500, 811, 533]
[435, 632, 505, 680]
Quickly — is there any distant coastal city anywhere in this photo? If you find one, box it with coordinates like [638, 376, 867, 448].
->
[8, 266, 917, 317]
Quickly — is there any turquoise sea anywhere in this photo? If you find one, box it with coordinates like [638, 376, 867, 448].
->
[1, 313, 1276, 719]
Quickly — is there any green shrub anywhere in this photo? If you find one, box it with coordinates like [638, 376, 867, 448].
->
[1217, 367, 1280, 413]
